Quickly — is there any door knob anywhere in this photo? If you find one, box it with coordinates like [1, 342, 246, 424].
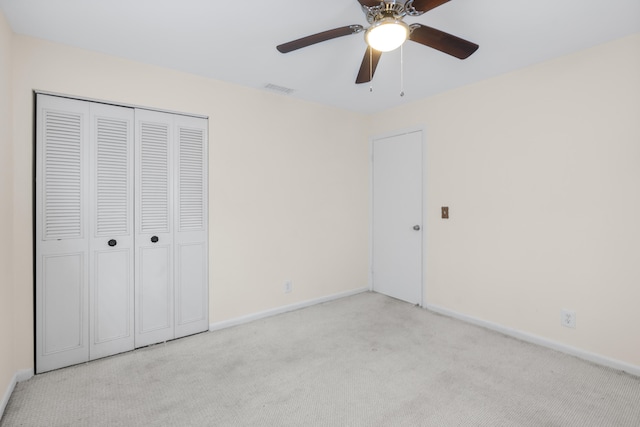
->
[413, 225, 421, 231]
[108, 239, 117, 247]
[151, 236, 159, 243]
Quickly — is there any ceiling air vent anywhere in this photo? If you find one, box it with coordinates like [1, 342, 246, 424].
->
[264, 83, 296, 95]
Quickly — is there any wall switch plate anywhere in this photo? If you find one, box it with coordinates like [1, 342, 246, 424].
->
[284, 280, 292, 293]
[441, 206, 449, 219]
[561, 309, 576, 328]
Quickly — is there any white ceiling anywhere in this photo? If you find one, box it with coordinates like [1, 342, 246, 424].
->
[1, 0, 639, 114]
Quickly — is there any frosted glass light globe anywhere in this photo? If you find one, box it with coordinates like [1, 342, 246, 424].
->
[365, 18, 409, 52]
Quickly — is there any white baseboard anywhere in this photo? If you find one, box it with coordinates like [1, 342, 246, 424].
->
[426, 304, 640, 377]
[1, 369, 33, 420]
[210, 287, 369, 332]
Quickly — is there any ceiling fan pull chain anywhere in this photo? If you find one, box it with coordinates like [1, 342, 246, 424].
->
[400, 44, 405, 97]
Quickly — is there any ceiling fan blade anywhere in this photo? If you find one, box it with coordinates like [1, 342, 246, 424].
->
[409, 0, 451, 13]
[409, 24, 479, 59]
[357, 0, 382, 7]
[277, 25, 364, 53]
[356, 47, 382, 84]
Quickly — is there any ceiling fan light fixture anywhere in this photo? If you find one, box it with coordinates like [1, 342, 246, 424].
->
[365, 18, 410, 52]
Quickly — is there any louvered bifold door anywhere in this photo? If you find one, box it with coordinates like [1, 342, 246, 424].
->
[134, 109, 175, 347]
[89, 103, 135, 360]
[174, 115, 209, 338]
[36, 95, 91, 373]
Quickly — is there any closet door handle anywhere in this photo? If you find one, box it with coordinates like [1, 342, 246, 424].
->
[151, 236, 159, 243]
[108, 239, 117, 247]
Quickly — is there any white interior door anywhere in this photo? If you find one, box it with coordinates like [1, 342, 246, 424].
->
[36, 95, 90, 373]
[174, 115, 209, 338]
[134, 109, 175, 347]
[372, 130, 423, 304]
[89, 103, 135, 360]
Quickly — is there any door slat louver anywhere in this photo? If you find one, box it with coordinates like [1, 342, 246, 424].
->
[140, 122, 169, 232]
[179, 127, 204, 231]
[44, 110, 83, 239]
[96, 117, 130, 235]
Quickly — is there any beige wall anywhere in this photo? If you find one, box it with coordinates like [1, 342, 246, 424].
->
[370, 33, 640, 367]
[10, 35, 370, 372]
[0, 8, 15, 405]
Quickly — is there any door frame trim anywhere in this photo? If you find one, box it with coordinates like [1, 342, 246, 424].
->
[34, 90, 209, 120]
[369, 125, 427, 307]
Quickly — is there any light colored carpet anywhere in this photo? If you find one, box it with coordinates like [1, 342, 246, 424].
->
[2, 292, 639, 426]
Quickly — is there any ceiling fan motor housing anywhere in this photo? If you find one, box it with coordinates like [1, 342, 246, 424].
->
[363, 0, 425, 24]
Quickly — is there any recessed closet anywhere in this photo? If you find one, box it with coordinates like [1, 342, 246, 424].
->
[35, 94, 209, 373]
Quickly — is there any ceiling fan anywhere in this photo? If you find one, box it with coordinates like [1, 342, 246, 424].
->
[276, 0, 479, 84]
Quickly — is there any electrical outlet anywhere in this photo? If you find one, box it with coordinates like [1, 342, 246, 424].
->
[561, 309, 576, 329]
[284, 280, 292, 294]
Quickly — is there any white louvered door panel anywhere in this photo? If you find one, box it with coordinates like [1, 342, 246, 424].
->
[89, 103, 135, 360]
[174, 116, 209, 338]
[36, 94, 90, 373]
[134, 109, 175, 347]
